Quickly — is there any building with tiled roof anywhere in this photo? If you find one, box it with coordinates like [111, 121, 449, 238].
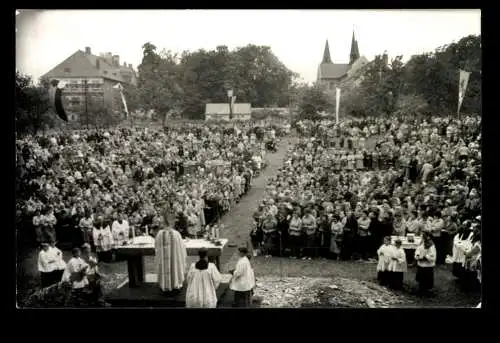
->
[316, 31, 368, 93]
[42, 47, 137, 121]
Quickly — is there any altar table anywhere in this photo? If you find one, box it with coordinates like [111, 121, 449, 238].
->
[117, 238, 228, 287]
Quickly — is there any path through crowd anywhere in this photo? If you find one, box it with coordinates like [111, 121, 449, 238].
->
[216, 135, 298, 272]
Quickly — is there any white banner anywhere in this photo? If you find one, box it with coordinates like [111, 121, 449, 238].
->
[120, 91, 129, 117]
[114, 83, 128, 117]
[335, 87, 341, 124]
[458, 69, 470, 116]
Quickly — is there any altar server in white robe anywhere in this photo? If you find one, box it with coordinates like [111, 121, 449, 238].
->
[185, 248, 221, 308]
[93, 217, 114, 263]
[112, 213, 130, 248]
[388, 239, 407, 290]
[155, 208, 187, 294]
[414, 234, 437, 295]
[38, 242, 56, 288]
[230, 247, 255, 307]
[376, 236, 393, 286]
[50, 240, 66, 284]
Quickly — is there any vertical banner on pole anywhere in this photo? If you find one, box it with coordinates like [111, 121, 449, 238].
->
[458, 69, 470, 116]
[120, 91, 129, 117]
[114, 83, 129, 117]
[335, 87, 341, 124]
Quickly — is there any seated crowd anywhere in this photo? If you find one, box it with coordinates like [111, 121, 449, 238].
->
[251, 115, 481, 292]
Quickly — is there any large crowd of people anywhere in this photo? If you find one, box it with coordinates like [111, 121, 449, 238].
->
[19, 113, 482, 306]
[251, 115, 481, 292]
[16, 121, 289, 253]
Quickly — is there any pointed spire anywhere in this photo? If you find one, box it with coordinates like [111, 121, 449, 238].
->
[322, 39, 332, 64]
[349, 30, 360, 65]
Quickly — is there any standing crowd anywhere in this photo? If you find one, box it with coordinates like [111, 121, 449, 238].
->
[250, 115, 481, 294]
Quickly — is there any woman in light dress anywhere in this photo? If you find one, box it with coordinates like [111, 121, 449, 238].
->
[355, 151, 364, 170]
[185, 248, 222, 308]
[330, 215, 343, 260]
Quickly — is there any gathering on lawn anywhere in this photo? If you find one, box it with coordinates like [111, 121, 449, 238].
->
[21, 113, 482, 307]
[250, 115, 481, 295]
[17, 120, 285, 306]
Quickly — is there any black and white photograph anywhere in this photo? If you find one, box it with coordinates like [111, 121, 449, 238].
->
[15, 9, 481, 308]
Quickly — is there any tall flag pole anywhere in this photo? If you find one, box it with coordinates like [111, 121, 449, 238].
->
[113, 83, 129, 117]
[458, 69, 471, 117]
[48, 79, 68, 122]
[335, 87, 341, 124]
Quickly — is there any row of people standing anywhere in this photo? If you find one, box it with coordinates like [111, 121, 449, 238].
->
[251, 204, 395, 261]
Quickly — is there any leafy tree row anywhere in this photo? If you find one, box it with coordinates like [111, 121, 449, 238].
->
[134, 43, 298, 121]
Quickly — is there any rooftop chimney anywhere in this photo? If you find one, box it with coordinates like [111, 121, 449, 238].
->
[128, 63, 132, 69]
[123, 61, 127, 67]
[96, 59, 100, 69]
[85, 47, 91, 55]
[113, 55, 120, 66]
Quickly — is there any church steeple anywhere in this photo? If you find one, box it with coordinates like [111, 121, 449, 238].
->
[322, 39, 332, 64]
[349, 30, 360, 65]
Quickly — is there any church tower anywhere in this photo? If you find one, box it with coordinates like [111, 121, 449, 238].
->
[322, 39, 332, 64]
[349, 30, 360, 65]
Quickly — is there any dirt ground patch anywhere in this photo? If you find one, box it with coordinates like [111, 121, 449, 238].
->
[249, 256, 480, 308]
[253, 276, 410, 308]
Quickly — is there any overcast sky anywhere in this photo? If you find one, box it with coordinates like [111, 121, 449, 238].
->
[16, 9, 480, 84]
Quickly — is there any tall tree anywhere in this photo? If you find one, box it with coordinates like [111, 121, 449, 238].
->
[15, 72, 53, 135]
[403, 34, 481, 115]
[137, 43, 183, 123]
[297, 85, 333, 121]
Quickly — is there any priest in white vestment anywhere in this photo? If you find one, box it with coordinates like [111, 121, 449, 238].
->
[185, 248, 221, 308]
[155, 208, 187, 294]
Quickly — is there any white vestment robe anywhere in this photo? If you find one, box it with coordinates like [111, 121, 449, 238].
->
[377, 244, 394, 272]
[185, 262, 221, 308]
[155, 228, 187, 291]
[388, 246, 408, 272]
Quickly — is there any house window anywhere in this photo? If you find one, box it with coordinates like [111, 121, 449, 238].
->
[64, 67, 71, 73]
